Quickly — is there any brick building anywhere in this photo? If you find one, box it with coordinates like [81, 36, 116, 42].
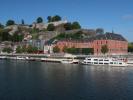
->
[54, 33, 128, 55]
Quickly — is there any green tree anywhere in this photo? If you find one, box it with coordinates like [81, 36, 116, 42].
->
[66, 47, 77, 54]
[62, 46, 68, 53]
[1, 31, 12, 41]
[2, 47, 13, 53]
[12, 33, 24, 42]
[128, 43, 133, 52]
[6, 20, 15, 26]
[72, 31, 83, 39]
[47, 24, 55, 31]
[71, 22, 81, 29]
[21, 19, 25, 25]
[82, 48, 94, 55]
[16, 46, 22, 53]
[64, 22, 72, 30]
[21, 45, 27, 53]
[52, 15, 61, 22]
[36, 17, 43, 23]
[101, 45, 109, 54]
[55, 33, 66, 40]
[27, 45, 33, 53]
[47, 16, 52, 22]
[32, 46, 38, 52]
[53, 46, 60, 53]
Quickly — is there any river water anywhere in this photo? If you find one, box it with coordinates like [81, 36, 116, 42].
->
[0, 60, 133, 100]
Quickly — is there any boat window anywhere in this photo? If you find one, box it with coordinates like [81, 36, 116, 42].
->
[119, 63, 122, 64]
[99, 63, 103, 64]
[99, 59, 103, 61]
[94, 62, 98, 64]
[104, 63, 109, 64]
[94, 59, 98, 61]
[87, 59, 91, 60]
[87, 62, 91, 64]
[114, 62, 117, 64]
[110, 62, 113, 64]
[104, 60, 109, 61]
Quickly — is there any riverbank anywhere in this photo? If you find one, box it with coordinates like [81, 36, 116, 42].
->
[0, 53, 80, 64]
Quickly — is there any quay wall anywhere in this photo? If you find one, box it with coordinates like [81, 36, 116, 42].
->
[0, 53, 133, 59]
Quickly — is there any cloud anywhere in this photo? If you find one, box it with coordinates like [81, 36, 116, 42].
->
[122, 14, 133, 20]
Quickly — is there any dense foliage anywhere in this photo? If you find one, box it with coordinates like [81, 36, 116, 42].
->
[101, 45, 109, 54]
[16, 45, 38, 53]
[128, 43, 133, 53]
[64, 23, 72, 30]
[2, 47, 13, 53]
[47, 15, 61, 22]
[0, 29, 24, 42]
[62, 46, 94, 54]
[6, 20, 15, 26]
[53, 46, 60, 53]
[36, 17, 43, 23]
[64, 22, 81, 30]
[71, 22, 81, 29]
[47, 24, 55, 31]
[21, 19, 25, 25]
[54, 31, 83, 40]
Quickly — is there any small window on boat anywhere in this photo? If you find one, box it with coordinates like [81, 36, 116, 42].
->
[87, 62, 91, 64]
[114, 62, 117, 64]
[87, 59, 91, 60]
[119, 63, 122, 64]
[99, 59, 103, 61]
[94, 62, 98, 64]
[99, 63, 103, 64]
[94, 59, 98, 61]
[104, 60, 109, 61]
[104, 63, 109, 64]
[110, 62, 113, 64]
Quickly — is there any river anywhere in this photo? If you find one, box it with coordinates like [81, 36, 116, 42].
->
[0, 60, 133, 100]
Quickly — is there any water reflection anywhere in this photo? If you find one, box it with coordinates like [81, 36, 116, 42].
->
[0, 60, 133, 100]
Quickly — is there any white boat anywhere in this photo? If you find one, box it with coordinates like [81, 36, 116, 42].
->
[41, 53, 79, 64]
[7, 56, 16, 60]
[16, 56, 25, 60]
[127, 58, 133, 66]
[61, 59, 79, 64]
[60, 54, 79, 64]
[82, 57, 128, 67]
[41, 58, 61, 63]
[25, 57, 36, 61]
[0, 56, 7, 59]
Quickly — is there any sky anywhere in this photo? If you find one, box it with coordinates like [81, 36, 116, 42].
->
[0, 0, 133, 41]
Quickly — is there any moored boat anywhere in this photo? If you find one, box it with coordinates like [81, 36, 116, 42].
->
[60, 59, 79, 64]
[127, 58, 133, 66]
[16, 56, 25, 60]
[82, 57, 128, 67]
[0, 56, 7, 60]
[60, 54, 79, 64]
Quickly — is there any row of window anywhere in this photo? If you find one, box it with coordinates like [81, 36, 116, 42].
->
[96, 49, 127, 52]
[93, 59, 109, 61]
[92, 62, 122, 65]
[97, 41, 108, 45]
